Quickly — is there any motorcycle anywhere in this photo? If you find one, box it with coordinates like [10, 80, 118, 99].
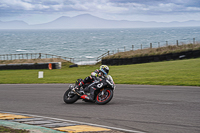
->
[63, 75, 115, 105]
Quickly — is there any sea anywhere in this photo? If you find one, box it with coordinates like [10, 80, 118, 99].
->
[0, 27, 200, 64]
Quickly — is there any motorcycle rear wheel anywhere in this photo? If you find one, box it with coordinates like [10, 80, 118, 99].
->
[63, 89, 79, 104]
[95, 89, 113, 105]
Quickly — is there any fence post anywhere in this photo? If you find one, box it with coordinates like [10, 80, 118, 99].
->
[176, 40, 179, 46]
[193, 38, 195, 44]
[150, 43, 152, 48]
[124, 46, 126, 52]
[132, 45, 134, 51]
[108, 51, 110, 55]
[166, 41, 168, 46]
[141, 44, 142, 50]
[38, 53, 41, 59]
[158, 42, 160, 47]
[118, 48, 119, 53]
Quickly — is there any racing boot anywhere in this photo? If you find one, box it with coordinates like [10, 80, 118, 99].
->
[81, 94, 94, 102]
[80, 86, 96, 102]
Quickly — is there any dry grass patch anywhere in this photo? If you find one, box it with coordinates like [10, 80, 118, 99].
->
[103, 43, 200, 59]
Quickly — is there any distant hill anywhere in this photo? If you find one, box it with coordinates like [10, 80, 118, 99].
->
[1, 14, 200, 29]
[0, 20, 29, 29]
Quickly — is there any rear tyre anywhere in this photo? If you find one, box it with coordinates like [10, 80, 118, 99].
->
[95, 89, 113, 105]
[63, 89, 79, 104]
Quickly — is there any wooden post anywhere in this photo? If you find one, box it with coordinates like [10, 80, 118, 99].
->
[193, 38, 195, 44]
[108, 51, 110, 55]
[176, 40, 179, 46]
[118, 48, 119, 53]
[141, 44, 142, 50]
[124, 46, 126, 52]
[158, 42, 160, 48]
[38, 53, 41, 59]
[150, 43, 152, 49]
[166, 41, 168, 46]
[132, 45, 134, 51]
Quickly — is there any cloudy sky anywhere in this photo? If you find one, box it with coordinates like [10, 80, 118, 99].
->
[0, 0, 200, 24]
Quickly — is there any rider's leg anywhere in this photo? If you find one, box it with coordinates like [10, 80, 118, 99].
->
[77, 76, 93, 89]
[73, 76, 93, 94]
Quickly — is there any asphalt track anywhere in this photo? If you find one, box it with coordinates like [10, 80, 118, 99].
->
[0, 84, 200, 133]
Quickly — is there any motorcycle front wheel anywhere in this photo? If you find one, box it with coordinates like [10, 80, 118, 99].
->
[95, 89, 113, 105]
[63, 89, 79, 104]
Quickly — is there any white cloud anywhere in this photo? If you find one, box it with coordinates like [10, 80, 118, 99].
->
[186, 7, 200, 11]
[1, 0, 34, 10]
[0, 0, 200, 24]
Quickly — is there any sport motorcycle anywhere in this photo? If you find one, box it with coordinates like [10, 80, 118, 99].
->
[63, 75, 115, 105]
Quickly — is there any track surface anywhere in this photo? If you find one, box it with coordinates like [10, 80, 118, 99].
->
[0, 84, 200, 133]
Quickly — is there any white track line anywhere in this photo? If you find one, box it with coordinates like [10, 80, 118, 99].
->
[1, 111, 146, 133]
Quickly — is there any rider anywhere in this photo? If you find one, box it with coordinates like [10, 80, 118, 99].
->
[73, 65, 109, 101]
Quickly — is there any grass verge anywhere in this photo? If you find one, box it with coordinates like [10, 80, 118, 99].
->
[0, 126, 29, 133]
[0, 58, 200, 86]
[104, 43, 200, 59]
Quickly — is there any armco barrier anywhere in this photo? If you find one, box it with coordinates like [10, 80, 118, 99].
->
[0, 62, 61, 70]
[102, 50, 200, 65]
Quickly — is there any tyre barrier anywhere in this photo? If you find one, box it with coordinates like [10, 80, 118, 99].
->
[69, 64, 78, 68]
[0, 62, 61, 70]
[102, 50, 200, 65]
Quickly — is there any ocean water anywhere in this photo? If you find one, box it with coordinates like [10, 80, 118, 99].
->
[0, 27, 200, 64]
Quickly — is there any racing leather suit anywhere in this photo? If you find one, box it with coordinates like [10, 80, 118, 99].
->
[78, 69, 106, 100]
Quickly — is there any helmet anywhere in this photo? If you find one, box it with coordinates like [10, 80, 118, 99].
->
[100, 65, 109, 76]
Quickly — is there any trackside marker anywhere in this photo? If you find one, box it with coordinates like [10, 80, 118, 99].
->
[0, 111, 146, 133]
[55, 125, 111, 132]
[38, 71, 44, 78]
[0, 113, 32, 120]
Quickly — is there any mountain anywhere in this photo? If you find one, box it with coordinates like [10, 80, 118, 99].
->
[0, 20, 29, 29]
[1, 14, 200, 29]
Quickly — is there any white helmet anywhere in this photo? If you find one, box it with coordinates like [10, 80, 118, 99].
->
[99, 65, 109, 75]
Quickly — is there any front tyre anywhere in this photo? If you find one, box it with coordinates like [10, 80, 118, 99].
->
[95, 89, 113, 105]
[63, 89, 79, 104]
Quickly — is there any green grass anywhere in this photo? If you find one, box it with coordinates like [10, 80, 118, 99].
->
[0, 126, 29, 133]
[0, 58, 200, 86]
